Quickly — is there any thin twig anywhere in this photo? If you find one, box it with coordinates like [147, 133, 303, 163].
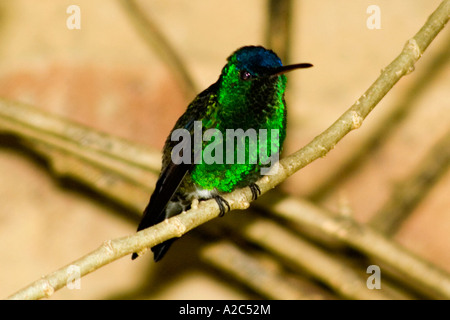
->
[309, 32, 450, 201]
[119, 0, 198, 98]
[266, 0, 293, 63]
[369, 130, 450, 234]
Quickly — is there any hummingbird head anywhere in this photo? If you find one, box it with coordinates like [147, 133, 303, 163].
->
[217, 46, 312, 122]
[225, 45, 312, 79]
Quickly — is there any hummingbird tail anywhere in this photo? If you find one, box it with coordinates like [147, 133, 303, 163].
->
[130, 239, 176, 261]
[152, 239, 176, 262]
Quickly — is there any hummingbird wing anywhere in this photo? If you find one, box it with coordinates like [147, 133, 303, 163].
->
[131, 120, 194, 260]
[132, 82, 218, 260]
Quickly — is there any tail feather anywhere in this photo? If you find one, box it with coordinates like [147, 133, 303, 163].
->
[131, 199, 170, 261]
[131, 239, 176, 261]
[131, 252, 139, 260]
[152, 239, 176, 262]
[131, 192, 181, 261]
[131, 154, 191, 261]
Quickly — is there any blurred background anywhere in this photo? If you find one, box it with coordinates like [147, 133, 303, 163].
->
[0, 0, 449, 299]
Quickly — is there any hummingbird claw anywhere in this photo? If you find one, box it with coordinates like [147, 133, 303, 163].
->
[213, 195, 230, 217]
[249, 183, 261, 201]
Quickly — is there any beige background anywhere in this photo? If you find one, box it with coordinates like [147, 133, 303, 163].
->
[0, 0, 449, 299]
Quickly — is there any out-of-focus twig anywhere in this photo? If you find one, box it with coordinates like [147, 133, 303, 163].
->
[0, 98, 158, 212]
[255, 193, 450, 299]
[201, 241, 325, 300]
[119, 0, 198, 98]
[369, 130, 450, 234]
[218, 211, 410, 300]
[266, 0, 293, 63]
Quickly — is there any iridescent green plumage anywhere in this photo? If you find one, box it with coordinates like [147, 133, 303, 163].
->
[133, 46, 312, 261]
[191, 66, 287, 192]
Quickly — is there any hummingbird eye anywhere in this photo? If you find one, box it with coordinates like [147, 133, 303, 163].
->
[239, 70, 252, 81]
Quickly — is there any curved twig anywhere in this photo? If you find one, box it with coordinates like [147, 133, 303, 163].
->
[119, 0, 198, 98]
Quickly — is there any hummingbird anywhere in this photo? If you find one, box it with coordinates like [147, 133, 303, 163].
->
[132, 45, 312, 261]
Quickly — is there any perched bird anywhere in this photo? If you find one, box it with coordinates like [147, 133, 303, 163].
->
[132, 45, 312, 261]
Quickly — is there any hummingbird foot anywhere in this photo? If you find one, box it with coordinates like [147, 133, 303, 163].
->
[213, 195, 230, 217]
[249, 183, 261, 200]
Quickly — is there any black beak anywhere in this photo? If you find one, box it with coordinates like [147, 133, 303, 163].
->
[268, 63, 313, 77]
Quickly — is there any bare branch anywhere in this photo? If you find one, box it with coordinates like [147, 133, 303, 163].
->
[369, 130, 450, 234]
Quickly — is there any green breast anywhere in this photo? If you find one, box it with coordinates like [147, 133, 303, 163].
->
[190, 100, 286, 193]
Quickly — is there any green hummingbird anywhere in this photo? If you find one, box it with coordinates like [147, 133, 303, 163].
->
[132, 45, 312, 261]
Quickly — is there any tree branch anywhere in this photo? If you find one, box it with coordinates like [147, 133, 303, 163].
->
[369, 130, 450, 234]
[265, 0, 293, 63]
[308, 31, 450, 200]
